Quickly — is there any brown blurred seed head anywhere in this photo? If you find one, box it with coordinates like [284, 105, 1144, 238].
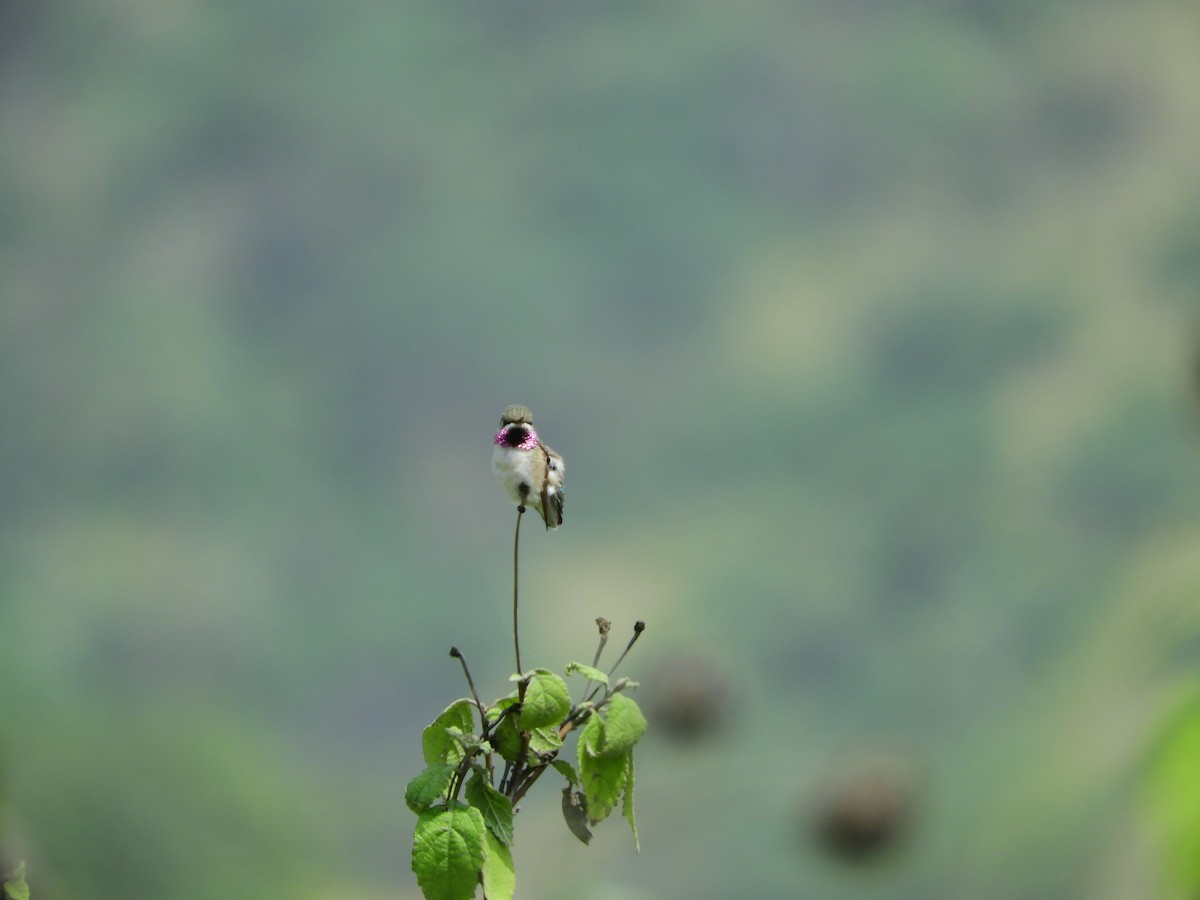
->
[646, 654, 731, 744]
[810, 755, 918, 864]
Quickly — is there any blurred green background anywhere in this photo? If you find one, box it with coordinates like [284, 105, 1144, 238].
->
[2, 1, 1200, 898]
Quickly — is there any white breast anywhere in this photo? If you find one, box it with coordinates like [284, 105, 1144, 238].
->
[492, 445, 541, 510]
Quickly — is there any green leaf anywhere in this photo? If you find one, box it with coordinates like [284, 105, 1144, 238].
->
[406, 763, 457, 814]
[487, 697, 522, 763]
[561, 787, 593, 845]
[480, 826, 516, 900]
[595, 693, 646, 758]
[578, 727, 629, 824]
[465, 770, 514, 846]
[422, 700, 477, 765]
[565, 662, 608, 685]
[1148, 694, 1200, 892]
[622, 752, 640, 853]
[526, 726, 563, 760]
[491, 716, 522, 764]
[411, 803, 486, 900]
[551, 760, 579, 786]
[518, 669, 570, 730]
[435, 700, 477, 733]
[3, 862, 30, 900]
[579, 712, 605, 758]
[446, 727, 490, 757]
[487, 695, 518, 717]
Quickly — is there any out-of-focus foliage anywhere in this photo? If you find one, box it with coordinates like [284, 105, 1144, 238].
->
[1148, 692, 1200, 897]
[1, 0, 1199, 898]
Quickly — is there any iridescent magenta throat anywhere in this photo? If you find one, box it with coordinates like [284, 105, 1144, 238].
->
[494, 426, 539, 451]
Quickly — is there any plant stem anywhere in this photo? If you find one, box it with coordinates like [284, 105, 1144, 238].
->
[448, 752, 474, 803]
[592, 618, 612, 667]
[450, 646, 486, 724]
[585, 620, 645, 705]
[580, 617, 611, 706]
[513, 505, 525, 676]
[509, 717, 582, 806]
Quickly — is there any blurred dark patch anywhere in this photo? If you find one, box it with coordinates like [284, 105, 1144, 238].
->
[875, 512, 953, 610]
[0, 5, 48, 72]
[1154, 201, 1200, 300]
[708, 58, 878, 216]
[866, 284, 1068, 396]
[1188, 327, 1200, 462]
[809, 755, 918, 864]
[1051, 397, 1190, 543]
[1033, 78, 1134, 162]
[644, 654, 731, 745]
[946, 0, 1055, 36]
[475, 0, 613, 36]
[1194, 329, 1200, 413]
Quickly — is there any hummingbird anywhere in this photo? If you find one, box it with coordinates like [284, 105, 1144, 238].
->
[492, 404, 565, 529]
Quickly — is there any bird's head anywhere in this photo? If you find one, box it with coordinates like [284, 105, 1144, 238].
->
[495, 405, 539, 450]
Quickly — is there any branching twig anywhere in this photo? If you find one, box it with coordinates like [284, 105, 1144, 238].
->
[585, 620, 645, 705]
[450, 646, 495, 778]
[509, 714, 586, 806]
[580, 617, 611, 707]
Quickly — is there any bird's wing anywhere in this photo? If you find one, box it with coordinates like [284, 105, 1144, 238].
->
[539, 443, 564, 529]
[540, 443, 564, 475]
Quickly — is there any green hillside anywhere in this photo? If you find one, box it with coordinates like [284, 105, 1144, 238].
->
[2, 1, 1199, 897]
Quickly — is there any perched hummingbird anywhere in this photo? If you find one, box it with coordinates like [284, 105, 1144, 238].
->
[492, 404, 565, 529]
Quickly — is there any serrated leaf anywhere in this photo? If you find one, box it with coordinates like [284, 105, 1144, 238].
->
[481, 826, 516, 900]
[435, 700, 477, 731]
[3, 862, 30, 900]
[487, 695, 518, 719]
[411, 803, 486, 900]
[551, 760, 579, 786]
[565, 662, 608, 685]
[579, 710, 604, 757]
[527, 725, 563, 759]
[518, 669, 570, 730]
[578, 735, 629, 823]
[465, 770, 514, 846]
[422, 700, 477, 765]
[595, 693, 646, 758]
[446, 727, 490, 757]
[406, 762, 457, 813]
[623, 751, 640, 853]
[561, 787, 593, 845]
